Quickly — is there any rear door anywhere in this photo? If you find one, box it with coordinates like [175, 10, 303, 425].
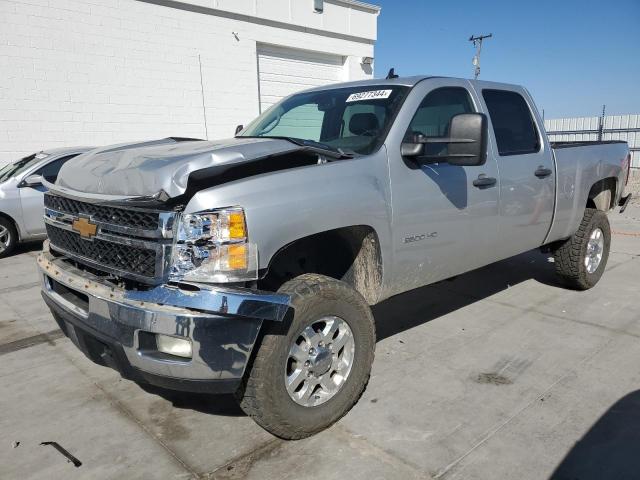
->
[477, 88, 555, 258]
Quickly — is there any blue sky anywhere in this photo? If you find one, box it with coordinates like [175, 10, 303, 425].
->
[372, 0, 639, 118]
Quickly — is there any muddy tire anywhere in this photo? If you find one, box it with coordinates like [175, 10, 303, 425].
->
[237, 273, 375, 439]
[0, 217, 18, 259]
[553, 208, 611, 290]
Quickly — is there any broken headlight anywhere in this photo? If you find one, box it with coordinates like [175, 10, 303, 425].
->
[169, 207, 258, 283]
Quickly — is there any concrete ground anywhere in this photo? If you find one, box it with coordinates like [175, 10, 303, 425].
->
[1, 205, 639, 480]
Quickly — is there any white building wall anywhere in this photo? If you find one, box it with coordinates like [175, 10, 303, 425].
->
[0, 0, 379, 164]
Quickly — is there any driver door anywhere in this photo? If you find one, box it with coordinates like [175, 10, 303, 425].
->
[387, 78, 501, 294]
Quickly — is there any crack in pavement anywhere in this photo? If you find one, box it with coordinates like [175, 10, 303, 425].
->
[610, 250, 640, 258]
[612, 230, 640, 237]
[431, 265, 640, 342]
[54, 345, 203, 479]
[89, 380, 202, 479]
[0, 281, 40, 295]
[206, 438, 284, 479]
[489, 298, 640, 340]
[333, 423, 433, 479]
[0, 329, 64, 355]
[0, 280, 41, 295]
[206, 423, 432, 480]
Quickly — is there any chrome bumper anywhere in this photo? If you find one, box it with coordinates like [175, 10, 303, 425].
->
[38, 245, 290, 390]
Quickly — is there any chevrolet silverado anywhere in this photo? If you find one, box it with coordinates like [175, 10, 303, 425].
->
[38, 76, 632, 439]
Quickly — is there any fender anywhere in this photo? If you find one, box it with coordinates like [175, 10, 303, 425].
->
[186, 147, 395, 297]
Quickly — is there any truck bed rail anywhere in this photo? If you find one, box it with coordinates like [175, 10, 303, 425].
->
[550, 140, 627, 149]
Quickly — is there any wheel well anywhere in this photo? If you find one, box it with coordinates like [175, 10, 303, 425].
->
[0, 211, 20, 241]
[259, 226, 383, 305]
[587, 177, 617, 211]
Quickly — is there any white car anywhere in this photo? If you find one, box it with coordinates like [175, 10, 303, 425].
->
[0, 146, 93, 258]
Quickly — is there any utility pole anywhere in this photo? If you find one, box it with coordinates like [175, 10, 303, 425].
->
[598, 104, 606, 141]
[469, 34, 492, 80]
[198, 54, 209, 140]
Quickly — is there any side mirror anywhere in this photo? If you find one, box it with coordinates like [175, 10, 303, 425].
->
[235, 124, 243, 135]
[446, 113, 487, 166]
[400, 141, 424, 157]
[400, 113, 488, 166]
[400, 132, 424, 157]
[19, 174, 44, 188]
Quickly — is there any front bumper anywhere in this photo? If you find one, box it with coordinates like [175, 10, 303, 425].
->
[38, 246, 290, 394]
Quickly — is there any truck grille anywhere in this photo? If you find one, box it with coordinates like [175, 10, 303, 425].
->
[46, 225, 157, 278]
[44, 193, 175, 284]
[44, 194, 159, 230]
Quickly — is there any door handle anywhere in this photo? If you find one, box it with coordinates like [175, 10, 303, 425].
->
[535, 166, 552, 178]
[472, 174, 497, 188]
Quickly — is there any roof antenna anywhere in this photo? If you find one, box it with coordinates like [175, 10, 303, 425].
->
[386, 68, 398, 79]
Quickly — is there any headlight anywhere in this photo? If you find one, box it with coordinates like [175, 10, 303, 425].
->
[169, 207, 258, 283]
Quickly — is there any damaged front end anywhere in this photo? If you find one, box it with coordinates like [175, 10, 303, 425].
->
[38, 243, 290, 393]
[53, 136, 336, 204]
[36, 135, 346, 392]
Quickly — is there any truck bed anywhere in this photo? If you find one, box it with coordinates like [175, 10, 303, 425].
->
[545, 140, 629, 244]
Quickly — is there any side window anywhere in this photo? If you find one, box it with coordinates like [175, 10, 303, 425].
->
[482, 90, 540, 156]
[405, 87, 474, 141]
[265, 104, 325, 141]
[35, 154, 78, 183]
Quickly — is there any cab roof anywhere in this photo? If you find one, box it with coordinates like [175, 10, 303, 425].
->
[300, 75, 524, 94]
[41, 146, 94, 156]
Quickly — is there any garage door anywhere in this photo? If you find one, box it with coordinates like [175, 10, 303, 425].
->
[257, 45, 345, 112]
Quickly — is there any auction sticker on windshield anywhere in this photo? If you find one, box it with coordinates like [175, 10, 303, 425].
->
[346, 90, 392, 102]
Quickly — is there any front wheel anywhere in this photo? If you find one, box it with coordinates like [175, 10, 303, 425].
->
[0, 217, 17, 259]
[237, 274, 376, 439]
[553, 208, 611, 290]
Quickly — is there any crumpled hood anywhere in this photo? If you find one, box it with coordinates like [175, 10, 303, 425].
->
[55, 137, 301, 199]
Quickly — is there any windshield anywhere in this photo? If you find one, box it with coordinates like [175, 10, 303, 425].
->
[239, 85, 409, 155]
[0, 152, 48, 183]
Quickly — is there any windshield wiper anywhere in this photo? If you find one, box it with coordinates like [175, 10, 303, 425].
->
[239, 136, 354, 159]
[297, 139, 355, 159]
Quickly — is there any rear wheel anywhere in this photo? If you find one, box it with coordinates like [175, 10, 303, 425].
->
[237, 274, 375, 439]
[553, 208, 611, 290]
[0, 217, 17, 259]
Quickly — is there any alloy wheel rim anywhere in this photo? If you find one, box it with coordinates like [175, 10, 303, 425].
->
[0, 225, 9, 253]
[585, 227, 604, 274]
[285, 315, 355, 407]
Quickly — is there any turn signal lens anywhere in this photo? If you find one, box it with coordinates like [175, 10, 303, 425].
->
[228, 212, 246, 239]
[226, 244, 248, 270]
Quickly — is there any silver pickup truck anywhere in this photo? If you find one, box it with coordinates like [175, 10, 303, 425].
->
[38, 76, 632, 439]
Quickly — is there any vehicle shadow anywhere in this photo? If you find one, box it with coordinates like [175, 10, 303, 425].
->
[139, 383, 246, 417]
[13, 240, 44, 255]
[140, 248, 560, 416]
[549, 390, 640, 480]
[373, 248, 560, 341]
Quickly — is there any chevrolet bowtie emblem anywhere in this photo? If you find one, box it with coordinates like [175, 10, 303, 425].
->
[72, 217, 98, 240]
